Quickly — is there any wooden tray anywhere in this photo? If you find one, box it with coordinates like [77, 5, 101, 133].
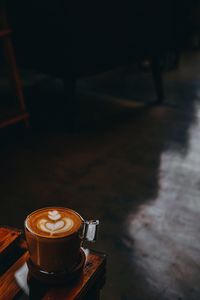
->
[0, 227, 106, 300]
[0, 227, 22, 275]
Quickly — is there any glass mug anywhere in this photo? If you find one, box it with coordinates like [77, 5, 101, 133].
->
[24, 207, 99, 277]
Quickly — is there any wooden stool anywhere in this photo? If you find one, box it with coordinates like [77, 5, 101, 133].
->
[0, 3, 29, 128]
[0, 227, 107, 299]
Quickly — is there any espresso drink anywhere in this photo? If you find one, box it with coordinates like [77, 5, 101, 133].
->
[25, 207, 84, 273]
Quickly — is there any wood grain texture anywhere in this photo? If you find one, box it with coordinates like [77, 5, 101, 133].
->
[0, 252, 28, 300]
[43, 251, 106, 300]
[0, 227, 21, 258]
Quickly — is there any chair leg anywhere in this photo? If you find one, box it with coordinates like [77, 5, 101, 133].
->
[151, 57, 164, 104]
[0, 7, 29, 128]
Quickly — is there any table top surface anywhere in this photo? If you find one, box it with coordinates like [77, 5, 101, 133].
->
[0, 227, 106, 300]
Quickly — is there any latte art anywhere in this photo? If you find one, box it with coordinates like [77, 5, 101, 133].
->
[37, 216, 74, 235]
[48, 210, 61, 221]
[25, 207, 83, 238]
[36, 210, 74, 235]
[46, 220, 64, 231]
[25, 207, 86, 275]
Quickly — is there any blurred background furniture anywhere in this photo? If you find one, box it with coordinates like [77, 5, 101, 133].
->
[0, 3, 29, 128]
[4, 0, 199, 120]
[190, 1, 200, 49]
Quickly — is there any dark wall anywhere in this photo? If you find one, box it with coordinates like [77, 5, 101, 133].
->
[6, 0, 198, 77]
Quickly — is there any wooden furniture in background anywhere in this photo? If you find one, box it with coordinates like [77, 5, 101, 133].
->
[0, 3, 29, 128]
[0, 227, 107, 299]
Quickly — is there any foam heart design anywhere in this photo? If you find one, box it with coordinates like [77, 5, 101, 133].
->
[48, 210, 61, 221]
[45, 220, 65, 231]
[37, 217, 74, 235]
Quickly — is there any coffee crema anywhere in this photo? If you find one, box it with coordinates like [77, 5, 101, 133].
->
[25, 207, 83, 238]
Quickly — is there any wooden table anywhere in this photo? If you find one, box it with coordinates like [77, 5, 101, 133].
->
[0, 227, 106, 299]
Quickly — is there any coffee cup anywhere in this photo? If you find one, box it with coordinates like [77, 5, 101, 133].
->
[24, 207, 99, 280]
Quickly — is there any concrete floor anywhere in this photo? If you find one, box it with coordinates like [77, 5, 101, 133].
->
[1, 51, 200, 299]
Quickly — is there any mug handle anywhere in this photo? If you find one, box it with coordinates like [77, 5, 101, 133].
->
[83, 220, 99, 242]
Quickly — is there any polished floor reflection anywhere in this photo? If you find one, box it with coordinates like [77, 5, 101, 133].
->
[1, 52, 200, 299]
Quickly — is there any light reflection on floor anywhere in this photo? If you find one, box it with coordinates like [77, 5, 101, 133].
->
[127, 100, 200, 299]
